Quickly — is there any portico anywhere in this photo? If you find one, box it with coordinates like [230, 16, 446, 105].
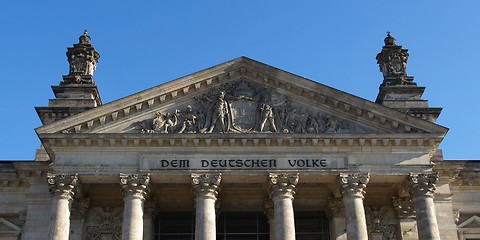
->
[44, 168, 445, 240]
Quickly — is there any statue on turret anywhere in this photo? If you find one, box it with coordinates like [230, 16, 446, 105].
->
[63, 30, 100, 84]
[376, 32, 415, 86]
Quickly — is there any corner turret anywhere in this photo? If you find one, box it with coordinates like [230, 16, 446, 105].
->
[35, 30, 102, 125]
[375, 32, 442, 123]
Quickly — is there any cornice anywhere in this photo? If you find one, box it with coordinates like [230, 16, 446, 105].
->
[39, 132, 443, 149]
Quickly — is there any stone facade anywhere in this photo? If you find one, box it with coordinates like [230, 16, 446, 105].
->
[1, 32, 479, 240]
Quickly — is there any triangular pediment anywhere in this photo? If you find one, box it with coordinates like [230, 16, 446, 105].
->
[36, 57, 447, 138]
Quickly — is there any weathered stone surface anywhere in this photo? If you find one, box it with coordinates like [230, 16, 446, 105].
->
[192, 173, 221, 240]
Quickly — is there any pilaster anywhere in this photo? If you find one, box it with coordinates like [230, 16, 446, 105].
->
[263, 198, 275, 240]
[328, 197, 347, 240]
[143, 197, 157, 240]
[70, 198, 89, 240]
[434, 169, 460, 240]
[392, 197, 418, 240]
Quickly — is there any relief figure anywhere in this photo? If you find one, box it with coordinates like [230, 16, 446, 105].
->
[202, 91, 233, 133]
[260, 104, 277, 132]
[178, 105, 198, 133]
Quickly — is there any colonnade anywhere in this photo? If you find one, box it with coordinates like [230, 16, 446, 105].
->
[46, 172, 441, 240]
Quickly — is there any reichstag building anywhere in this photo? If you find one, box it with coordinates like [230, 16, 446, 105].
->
[0, 31, 479, 240]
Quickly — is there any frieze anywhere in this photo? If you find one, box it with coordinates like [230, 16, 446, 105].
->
[135, 80, 361, 134]
[139, 153, 346, 171]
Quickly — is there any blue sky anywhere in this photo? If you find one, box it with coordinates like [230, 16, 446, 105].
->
[0, 1, 479, 160]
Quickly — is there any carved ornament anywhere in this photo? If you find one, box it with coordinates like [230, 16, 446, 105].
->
[86, 207, 122, 240]
[71, 198, 90, 220]
[339, 173, 370, 199]
[137, 80, 354, 134]
[392, 197, 415, 219]
[119, 173, 150, 200]
[47, 173, 79, 199]
[327, 197, 344, 218]
[376, 32, 414, 86]
[406, 172, 438, 198]
[263, 198, 274, 221]
[268, 173, 299, 199]
[144, 197, 158, 217]
[191, 173, 222, 200]
[365, 206, 398, 240]
[65, 30, 100, 84]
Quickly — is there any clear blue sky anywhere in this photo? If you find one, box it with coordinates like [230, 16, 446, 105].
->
[1, 1, 479, 160]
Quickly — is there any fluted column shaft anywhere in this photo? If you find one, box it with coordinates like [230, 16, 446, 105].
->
[192, 173, 222, 240]
[339, 173, 370, 240]
[268, 173, 299, 240]
[120, 173, 150, 240]
[407, 173, 440, 240]
[47, 173, 79, 240]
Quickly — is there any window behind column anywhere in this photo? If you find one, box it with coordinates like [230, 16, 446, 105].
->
[154, 212, 194, 240]
[295, 211, 330, 240]
[216, 212, 269, 240]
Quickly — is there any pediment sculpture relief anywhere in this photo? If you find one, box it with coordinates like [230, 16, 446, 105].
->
[136, 80, 365, 134]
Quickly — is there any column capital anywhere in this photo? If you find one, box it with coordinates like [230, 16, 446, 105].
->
[47, 173, 79, 199]
[119, 173, 150, 200]
[407, 172, 438, 198]
[191, 173, 221, 200]
[339, 173, 370, 199]
[268, 173, 299, 199]
[392, 197, 415, 219]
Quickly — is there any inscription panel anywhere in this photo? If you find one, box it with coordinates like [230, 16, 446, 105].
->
[139, 153, 347, 170]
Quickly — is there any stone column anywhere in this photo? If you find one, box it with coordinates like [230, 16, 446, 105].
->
[191, 173, 222, 240]
[407, 173, 440, 240]
[338, 173, 370, 240]
[47, 173, 79, 240]
[328, 197, 347, 240]
[392, 197, 418, 240]
[264, 198, 275, 240]
[120, 173, 150, 240]
[268, 173, 299, 240]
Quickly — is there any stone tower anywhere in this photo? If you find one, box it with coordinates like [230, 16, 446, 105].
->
[375, 32, 442, 123]
[35, 30, 102, 125]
